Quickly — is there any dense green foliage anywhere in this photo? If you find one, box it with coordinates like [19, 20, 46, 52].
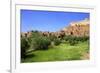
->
[54, 38, 61, 45]
[21, 37, 29, 59]
[64, 36, 89, 45]
[31, 37, 51, 50]
[21, 41, 89, 62]
[21, 31, 89, 62]
[49, 35, 57, 41]
[27, 32, 51, 50]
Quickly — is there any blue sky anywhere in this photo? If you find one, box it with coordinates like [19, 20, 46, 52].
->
[21, 9, 89, 32]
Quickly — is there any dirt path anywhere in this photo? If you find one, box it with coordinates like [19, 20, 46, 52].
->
[81, 52, 89, 60]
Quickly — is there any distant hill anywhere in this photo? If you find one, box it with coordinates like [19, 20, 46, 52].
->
[21, 18, 89, 38]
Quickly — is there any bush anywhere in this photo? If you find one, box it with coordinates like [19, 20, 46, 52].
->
[21, 37, 30, 59]
[31, 36, 51, 50]
[49, 35, 57, 41]
[75, 36, 89, 42]
[64, 36, 89, 46]
[68, 40, 78, 46]
[64, 35, 73, 41]
[31, 31, 41, 38]
[54, 39, 61, 46]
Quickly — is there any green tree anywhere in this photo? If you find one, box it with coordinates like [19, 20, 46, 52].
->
[54, 38, 61, 46]
[31, 36, 51, 50]
[21, 37, 29, 59]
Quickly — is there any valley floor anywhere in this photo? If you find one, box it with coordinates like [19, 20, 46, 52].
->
[21, 41, 89, 63]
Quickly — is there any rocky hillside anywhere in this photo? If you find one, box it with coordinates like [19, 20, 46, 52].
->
[62, 18, 89, 37]
[21, 18, 89, 38]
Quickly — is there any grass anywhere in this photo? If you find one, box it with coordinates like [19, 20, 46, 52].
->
[21, 41, 89, 63]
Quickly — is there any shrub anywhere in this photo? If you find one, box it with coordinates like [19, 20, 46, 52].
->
[49, 35, 57, 41]
[64, 35, 89, 46]
[31, 31, 41, 38]
[21, 37, 29, 59]
[31, 36, 51, 50]
[63, 35, 73, 41]
[54, 39, 61, 46]
[68, 40, 78, 46]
